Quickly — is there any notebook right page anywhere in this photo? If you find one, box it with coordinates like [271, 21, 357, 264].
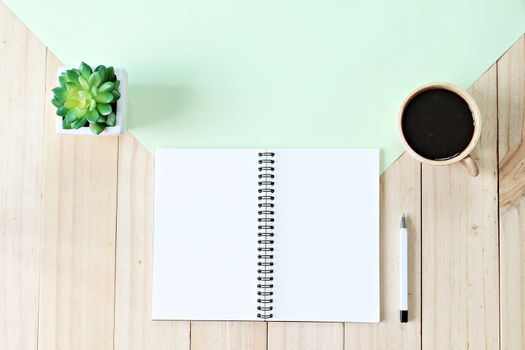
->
[272, 149, 379, 322]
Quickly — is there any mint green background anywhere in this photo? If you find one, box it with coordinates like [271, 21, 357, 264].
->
[4, 0, 525, 171]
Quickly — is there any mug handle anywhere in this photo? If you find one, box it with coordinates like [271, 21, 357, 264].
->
[459, 155, 479, 177]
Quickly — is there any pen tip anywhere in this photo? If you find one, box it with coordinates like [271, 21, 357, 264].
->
[401, 214, 406, 228]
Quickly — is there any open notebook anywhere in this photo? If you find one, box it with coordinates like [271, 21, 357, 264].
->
[152, 149, 379, 322]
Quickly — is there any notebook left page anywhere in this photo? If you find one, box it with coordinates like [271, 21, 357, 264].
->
[152, 149, 261, 320]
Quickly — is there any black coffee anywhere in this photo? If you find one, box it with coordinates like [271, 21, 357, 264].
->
[401, 88, 475, 160]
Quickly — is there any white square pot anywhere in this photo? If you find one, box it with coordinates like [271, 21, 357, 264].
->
[55, 65, 127, 136]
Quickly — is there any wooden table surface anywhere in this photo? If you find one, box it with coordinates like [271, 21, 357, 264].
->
[1, 3, 525, 349]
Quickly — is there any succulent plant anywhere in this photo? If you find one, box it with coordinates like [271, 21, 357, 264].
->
[51, 62, 121, 135]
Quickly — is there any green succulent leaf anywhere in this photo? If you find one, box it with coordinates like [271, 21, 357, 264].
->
[62, 117, 72, 129]
[59, 73, 68, 87]
[71, 116, 87, 129]
[65, 108, 78, 124]
[78, 76, 90, 90]
[66, 82, 79, 90]
[66, 70, 79, 83]
[52, 87, 67, 100]
[98, 81, 115, 93]
[89, 99, 96, 112]
[88, 71, 102, 88]
[78, 90, 90, 99]
[95, 65, 108, 82]
[79, 62, 92, 79]
[99, 67, 108, 83]
[112, 90, 121, 101]
[51, 97, 63, 108]
[106, 112, 116, 127]
[107, 67, 115, 81]
[64, 98, 79, 109]
[89, 122, 105, 135]
[114, 79, 120, 89]
[94, 92, 113, 104]
[97, 115, 107, 123]
[56, 105, 68, 117]
[76, 108, 87, 117]
[96, 103, 112, 116]
[86, 109, 99, 123]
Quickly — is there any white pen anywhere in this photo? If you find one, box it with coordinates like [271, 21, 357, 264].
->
[400, 214, 408, 323]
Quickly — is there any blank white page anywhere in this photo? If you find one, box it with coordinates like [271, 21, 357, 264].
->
[271, 149, 379, 322]
[152, 149, 261, 320]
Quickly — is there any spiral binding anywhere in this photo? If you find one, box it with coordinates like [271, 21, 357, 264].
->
[257, 151, 275, 320]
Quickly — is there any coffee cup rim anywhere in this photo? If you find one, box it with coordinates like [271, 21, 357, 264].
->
[398, 82, 482, 166]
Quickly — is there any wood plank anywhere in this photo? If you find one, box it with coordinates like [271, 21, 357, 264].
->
[421, 64, 499, 349]
[268, 322, 343, 349]
[191, 321, 267, 350]
[37, 50, 119, 350]
[498, 34, 525, 350]
[344, 153, 421, 349]
[0, 2, 46, 349]
[114, 134, 190, 350]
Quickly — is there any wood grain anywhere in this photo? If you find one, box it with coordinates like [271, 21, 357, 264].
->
[0, 3, 46, 349]
[37, 50, 119, 350]
[114, 134, 190, 350]
[498, 34, 525, 350]
[421, 64, 499, 349]
[268, 322, 343, 350]
[191, 322, 267, 350]
[345, 153, 421, 350]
